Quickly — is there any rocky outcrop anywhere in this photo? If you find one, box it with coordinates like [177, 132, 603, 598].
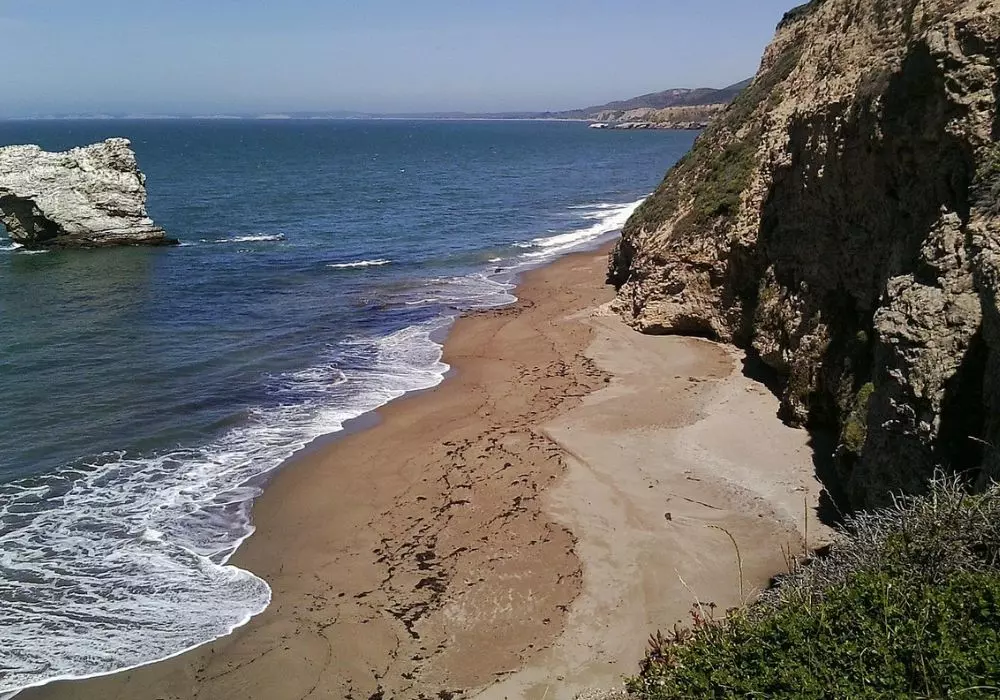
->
[590, 103, 727, 129]
[609, 0, 1000, 509]
[592, 120, 714, 131]
[0, 138, 174, 248]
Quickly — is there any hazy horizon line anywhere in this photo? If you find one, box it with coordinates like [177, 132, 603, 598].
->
[0, 77, 752, 122]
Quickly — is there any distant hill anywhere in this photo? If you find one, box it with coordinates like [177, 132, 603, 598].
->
[552, 79, 752, 119]
[356, 79, 752, 122]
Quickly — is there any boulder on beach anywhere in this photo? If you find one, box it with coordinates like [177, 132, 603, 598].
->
[0, 138, 175, 249]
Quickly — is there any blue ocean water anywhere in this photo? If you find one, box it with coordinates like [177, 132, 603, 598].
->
[0, 119, 693, 694]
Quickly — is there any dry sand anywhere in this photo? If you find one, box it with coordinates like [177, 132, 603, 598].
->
[26, 245, 829, 700]
[474, 305, 830, 700]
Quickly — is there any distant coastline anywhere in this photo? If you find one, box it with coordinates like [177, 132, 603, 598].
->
[0, 115, 709, 133]
[0, 115, 667, 123]
[0, 78, 748, 124]
[0, 114, 596, 121]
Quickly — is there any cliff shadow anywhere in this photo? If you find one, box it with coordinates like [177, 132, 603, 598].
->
[753, 40, 979, 510]
[935, 328, 987, 476]
[809, 428, 849, 526]
[737, 350, 847, 526]
[739, 348, 784, 398]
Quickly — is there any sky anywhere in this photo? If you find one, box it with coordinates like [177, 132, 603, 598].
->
[0, 0, 800, 116]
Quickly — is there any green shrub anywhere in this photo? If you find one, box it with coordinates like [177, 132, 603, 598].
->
[692, 138, 758, 220]
[631, 570, 1000, 699]
[626, 129, 759, 241]
[840, 381, 875, 456]
[628, 476, 1000, 699]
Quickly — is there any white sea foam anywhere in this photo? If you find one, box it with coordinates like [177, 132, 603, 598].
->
[402, 196, 645, 311]
[518, 197, 645, 261]
[327, 258, 392, 269]
[0, 194, 646, 696]
[0, 241, 23, 252]
[0, 321, 451, 695]
[401, 273, 516, 309]
[566, 202, 626, 210]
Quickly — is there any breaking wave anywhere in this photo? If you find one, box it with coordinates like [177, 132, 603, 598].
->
[0, 193, 645, 696]
[0, 322, 450, 695]
[516, 197, 644, 260]
[203, 234, 286, 244]
[327, 258, 392, 269]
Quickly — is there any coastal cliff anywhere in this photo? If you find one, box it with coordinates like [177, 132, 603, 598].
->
[0, 138, 173, 248]
[609, 0, 1000, 509]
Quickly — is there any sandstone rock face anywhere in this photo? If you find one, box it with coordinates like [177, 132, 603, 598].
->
[609, 0, 1000, 508]
[0, 138, 174, 248]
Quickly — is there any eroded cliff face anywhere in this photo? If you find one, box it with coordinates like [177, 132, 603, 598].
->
[0, 138, 173, 248]
[609, 0, 1000, 508]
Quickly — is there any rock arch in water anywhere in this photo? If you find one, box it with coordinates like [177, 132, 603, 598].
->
[0, 138, 174, 249]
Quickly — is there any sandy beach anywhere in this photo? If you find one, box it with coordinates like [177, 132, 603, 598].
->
[25, 244, 828, 700]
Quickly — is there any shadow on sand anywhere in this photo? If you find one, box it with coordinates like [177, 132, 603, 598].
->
[740, 351, 849, 529]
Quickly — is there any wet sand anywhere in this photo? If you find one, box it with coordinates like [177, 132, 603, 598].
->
[26, 245, 828, 700]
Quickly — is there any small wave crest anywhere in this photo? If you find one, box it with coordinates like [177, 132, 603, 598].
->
[202, 234, 286, 244]
[0, 242, 48, 255]
[566, 202, 628, 211]
[327, 258, 392, 269]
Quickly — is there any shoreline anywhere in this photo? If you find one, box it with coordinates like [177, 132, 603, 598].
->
[24, 242, 829, 700]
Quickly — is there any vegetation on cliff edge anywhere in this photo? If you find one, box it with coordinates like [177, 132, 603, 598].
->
[622, 42, 802, 242]
[628, 475, 1000, 699]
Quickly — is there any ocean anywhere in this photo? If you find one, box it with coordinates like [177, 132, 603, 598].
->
[0, 119, 693, 694]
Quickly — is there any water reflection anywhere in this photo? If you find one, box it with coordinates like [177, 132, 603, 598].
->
[0, 247, 160, 479]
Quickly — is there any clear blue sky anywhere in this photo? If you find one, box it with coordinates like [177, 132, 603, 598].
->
[1, 0, 799, 116]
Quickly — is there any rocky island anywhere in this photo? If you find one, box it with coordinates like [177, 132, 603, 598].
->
[0, 138, 174, 249]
